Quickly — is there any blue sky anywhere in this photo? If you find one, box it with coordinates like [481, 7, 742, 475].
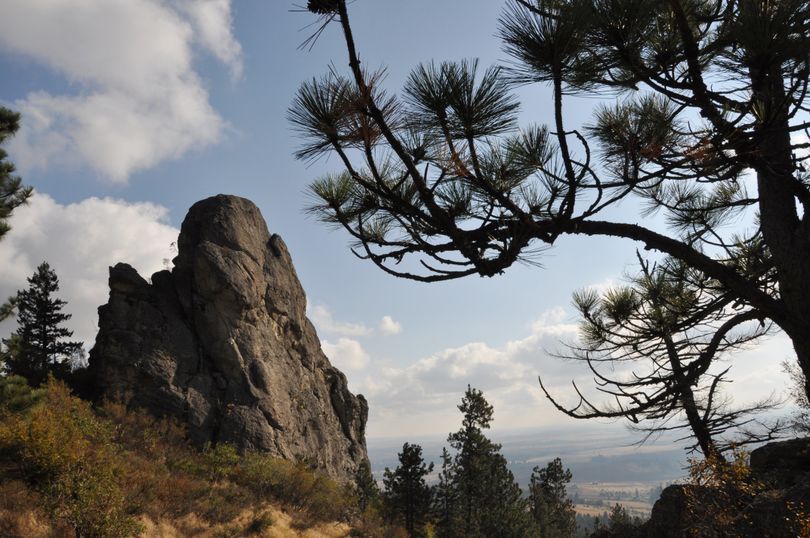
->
[0, 0, 794, 441]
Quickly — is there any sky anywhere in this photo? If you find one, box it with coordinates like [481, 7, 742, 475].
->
[0, 0, 796, 445]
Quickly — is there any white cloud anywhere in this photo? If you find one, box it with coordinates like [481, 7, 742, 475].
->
[379, 315, 402, 335]
[0, 192, 179, 346]
[308, 304, 371, 337]
[357, 300, 799, 439]
[360, 310, 583, 437]
[175, 0, 243, 80]
[322, 337, 371, 371]
[0, 0, 242, 182]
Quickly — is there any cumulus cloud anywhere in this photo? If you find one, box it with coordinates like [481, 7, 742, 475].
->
[359, 310, 583, 437]
[322, 338, 371, 370]
[0, 192, 179, 346]
[379, 315, 402, 335]
[0, 0, 242, 182]
[308, 304, 371, 337]
[175, 0, 243, 80]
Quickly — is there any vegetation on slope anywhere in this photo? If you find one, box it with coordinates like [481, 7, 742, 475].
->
[0, 376, 378, 537]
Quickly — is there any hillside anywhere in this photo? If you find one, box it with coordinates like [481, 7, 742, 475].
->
[0, 377, 387, 538]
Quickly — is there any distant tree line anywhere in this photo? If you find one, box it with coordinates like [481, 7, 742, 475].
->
[360, 386, 580, 537]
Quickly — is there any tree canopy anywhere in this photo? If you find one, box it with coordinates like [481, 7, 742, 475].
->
[0, 107, 32, 243]
[294, 0, 810, 401]
[543, 255, 786, 460]
[3, 262, 83, 386]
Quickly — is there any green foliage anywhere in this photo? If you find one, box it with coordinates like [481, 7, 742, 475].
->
[529, 457, 576, 538]
[605, 503, 637, 535]
[293, 0, 810, 433]
[0, 106, 32, 241]
[355, 459, 380, 514]
[3, 262, 83, 386]
[383, 443, 433, 536]
[437, 386, 537, 538]
[0, 374, 45, 415]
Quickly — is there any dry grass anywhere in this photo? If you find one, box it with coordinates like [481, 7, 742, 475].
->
[0, 378, 364, 538]
[137, 505, 351, 537]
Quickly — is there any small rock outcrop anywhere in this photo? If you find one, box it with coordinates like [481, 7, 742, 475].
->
[89, 195, 368, 479]
[624, 437, 810, 538]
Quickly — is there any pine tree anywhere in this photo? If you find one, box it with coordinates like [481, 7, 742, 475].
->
[444, 386, 536, 538]
[3, 262, 82, 385]
[296, 0, 810, 404]
[0, 107, 32, 243]
[605, 504, 638, 535]
[0, 107, 32, 325]
[529, 458, 576, 538]
[432, 447, 457, 536]
[383, 443, 433, 537]
[355, 460, 379, 514]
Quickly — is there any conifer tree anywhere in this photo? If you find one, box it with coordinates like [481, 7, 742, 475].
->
[529, 458, 576, 538]
[355, 460, 379, 514]
[295, 0, 810, 402]
[0, 107, 32, 325]
[383, 443, 433, 536]
[0, 107, 32, 243]
[444, 386, 536, 537]
[3, 262, 82, 385]
[432, 447, 457, 536]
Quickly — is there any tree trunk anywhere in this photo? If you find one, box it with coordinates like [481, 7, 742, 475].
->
[751, 61, 810, 400]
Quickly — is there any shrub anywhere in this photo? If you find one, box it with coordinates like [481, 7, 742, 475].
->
[233, 452, 352, 521]
[246, 510, 274, 534]
[0, 375, 44, 415]
[686, 450, 810, 537]
[0, 380, 142, 537]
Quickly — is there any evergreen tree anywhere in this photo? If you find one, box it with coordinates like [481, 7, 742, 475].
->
[444, 386, 536, 537]
[3, 262, 82, 385]
[0, 107, 32, 324]
[605, 504, 638, 535]
[355, 460, 379, 514]
[529, 457, 576, 538]
[0, 107, 32, 243]
[296, 0, 810, 403]
[432, 447, 457, 536]
[383, 443, 434, 536]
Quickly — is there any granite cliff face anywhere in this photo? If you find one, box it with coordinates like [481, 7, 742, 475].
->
[88, 195, 368, 479]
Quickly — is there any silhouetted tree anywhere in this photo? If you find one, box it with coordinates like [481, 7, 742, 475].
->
[294, 0, 810, 402]
[0, 106, 31, 244]
[3, 262, 82, 385]
[529, 457, 576, 538]
[541, 256, 786, 461]
[383, 443, 433, 536]
[0, 107, 32, 325]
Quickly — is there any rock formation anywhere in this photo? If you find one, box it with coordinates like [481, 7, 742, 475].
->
[88, 195, 368, 479]
[607, 437, 810, 538]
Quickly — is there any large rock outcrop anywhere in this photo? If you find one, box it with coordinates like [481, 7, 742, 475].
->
[89, 195, 368, 479]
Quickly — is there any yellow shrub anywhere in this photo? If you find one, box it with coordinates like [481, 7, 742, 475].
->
[0, 380, 141, 537]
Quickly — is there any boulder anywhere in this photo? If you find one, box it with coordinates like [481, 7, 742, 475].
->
[631, 438, 810, 538]
[89, 194, 368, 479]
